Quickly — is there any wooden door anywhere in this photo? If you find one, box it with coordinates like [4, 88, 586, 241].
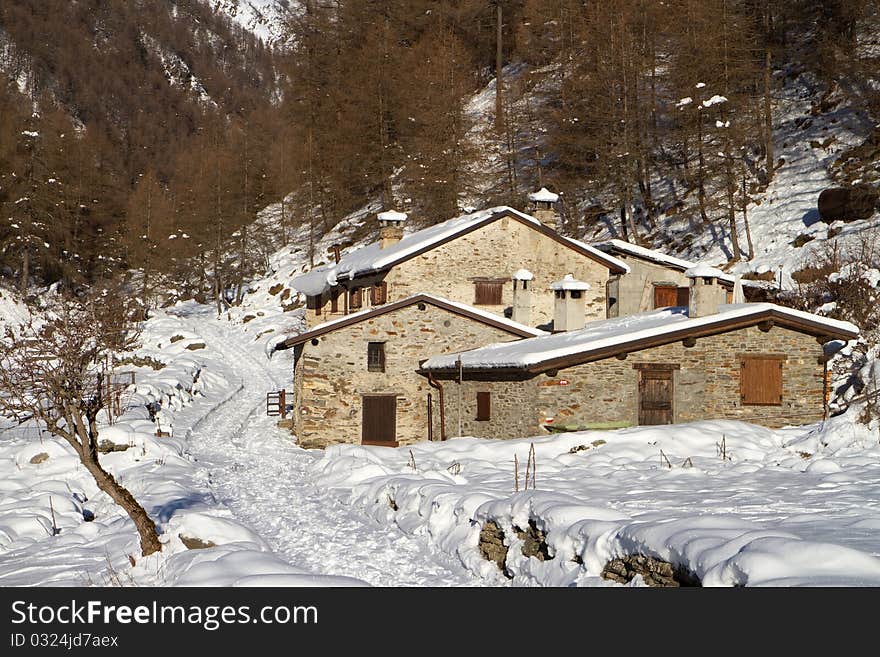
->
[362, 395, 397, 445]
[638, 370, 673, 425]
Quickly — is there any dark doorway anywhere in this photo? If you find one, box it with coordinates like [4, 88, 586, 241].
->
[638, 369, 674, 425]
[362, 395, 397, 445]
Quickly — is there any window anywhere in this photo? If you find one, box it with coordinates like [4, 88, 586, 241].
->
[349, 288, 362, 310]
[370, 282, 388, 306]
[476, 391, 491, 421]
[474, 281, 503, 305]
[740, 357, 783, 406]
[570, 290, 583, 299]
[367, 342, 386, 372]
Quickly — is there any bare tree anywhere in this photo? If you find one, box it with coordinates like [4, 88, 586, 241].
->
[0, 286, 162, 557]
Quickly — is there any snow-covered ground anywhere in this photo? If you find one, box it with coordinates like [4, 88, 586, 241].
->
[313, 415, 880, 587]
[0, 296, 477, 587]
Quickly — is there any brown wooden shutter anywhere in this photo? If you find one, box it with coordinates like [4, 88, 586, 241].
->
[330, 289, 340, 313]
[474, 281, 503, 305]
[741, 357, 783, 405]
[476, 391, 491, 421]
[349, 288, 362, 310]
[653, 285, 678, 308]
[676, 287, 690, 307]
[370, 282, 387, 305]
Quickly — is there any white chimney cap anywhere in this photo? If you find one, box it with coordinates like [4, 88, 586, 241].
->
[528, 187, 559, 203]
[378, 210, 408, 223]
[684, 264, 725, 279]
[512, 268, 534, 281]
[550, 273, 591, 291]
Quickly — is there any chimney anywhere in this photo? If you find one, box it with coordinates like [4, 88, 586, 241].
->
[684, 264, 725, 318]
[528, 187, 560, 230]
[377, 210, 407, 249]
[511, 268, 534, 326]
[550, 274, 590, 332]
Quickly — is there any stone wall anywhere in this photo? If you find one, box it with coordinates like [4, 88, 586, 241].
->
[305, 215, 614, 329]
[440, 325, 826, 440]
[442, 378, 540, 440]
[293, 302, 530, 448]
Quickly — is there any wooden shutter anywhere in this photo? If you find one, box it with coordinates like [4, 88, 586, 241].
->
[330, 289, 340, 313]
[676, 287, 690, 307]
[349, 288, 362, 310]
[362, 395, 397, 445]
[370, 282, 387, 305]
[476, 391, 491, 421]
[740, 357, 783, 405]
[653, 285, 678, 308]
[474, 281, 503, 305]
[367, 342, 386, 372]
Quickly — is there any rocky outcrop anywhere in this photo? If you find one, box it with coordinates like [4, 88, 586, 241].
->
[515, 520, 552, 561]
[601, 554, 701, 587]
[478, 521, 511, 578]
[818, 185, 878, 223]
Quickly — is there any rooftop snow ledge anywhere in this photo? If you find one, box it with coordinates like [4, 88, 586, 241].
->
[684, 264, 726, 279]
[550, 274, 590, 291]
[528, 187, 559, 203]
[377, 210, 408, 223]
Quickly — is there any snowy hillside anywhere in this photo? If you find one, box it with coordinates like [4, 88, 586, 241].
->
[211, 0, 293, 46]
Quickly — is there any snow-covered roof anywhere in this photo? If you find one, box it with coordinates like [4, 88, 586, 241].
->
[550, 274, 590, 291]
[528, 187, 559, 203]
[420, 303, 859, 373]
[596, 239, 736, 285]
[377, 210, 408, 223]
[278, 293, 547, 349]
[685, 264, 726, 279]
[512, 268, 534, 281]
[291, 207, 629, 297]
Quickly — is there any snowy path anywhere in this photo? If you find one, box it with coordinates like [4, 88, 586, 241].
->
[176, 308, 481, 587]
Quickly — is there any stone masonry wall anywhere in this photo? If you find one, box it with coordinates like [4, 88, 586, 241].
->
[306, 215, 614, 329]
[439, 325, 826, 440]
[293, 303, 530, 448]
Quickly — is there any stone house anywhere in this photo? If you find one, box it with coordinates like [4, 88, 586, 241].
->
[418, 270, 859, 438]
[276, 294, 544, 448]
[291, 206, 630, 332]
[597, 239, 738, 316]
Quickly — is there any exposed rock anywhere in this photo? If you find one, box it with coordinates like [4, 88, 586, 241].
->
[601, 554, 701, 587]
[242, 315, 256, 323]
[97, 440, 130, 454]
[515, 520, 553, 561]
[818, 185, 879, 223]
[179, 534, 216, 550]
[591, 439, 606, 447]
[742, 270, 776, 282]
[387, 495, 398, 511]
[269, 283, 284, 296]
[169, 335, 185, 343]
[479, 520, 512, 578]
[791, 233, 815, 248]
[185, 342, 206, 351]
[29, 452, 50, 464]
